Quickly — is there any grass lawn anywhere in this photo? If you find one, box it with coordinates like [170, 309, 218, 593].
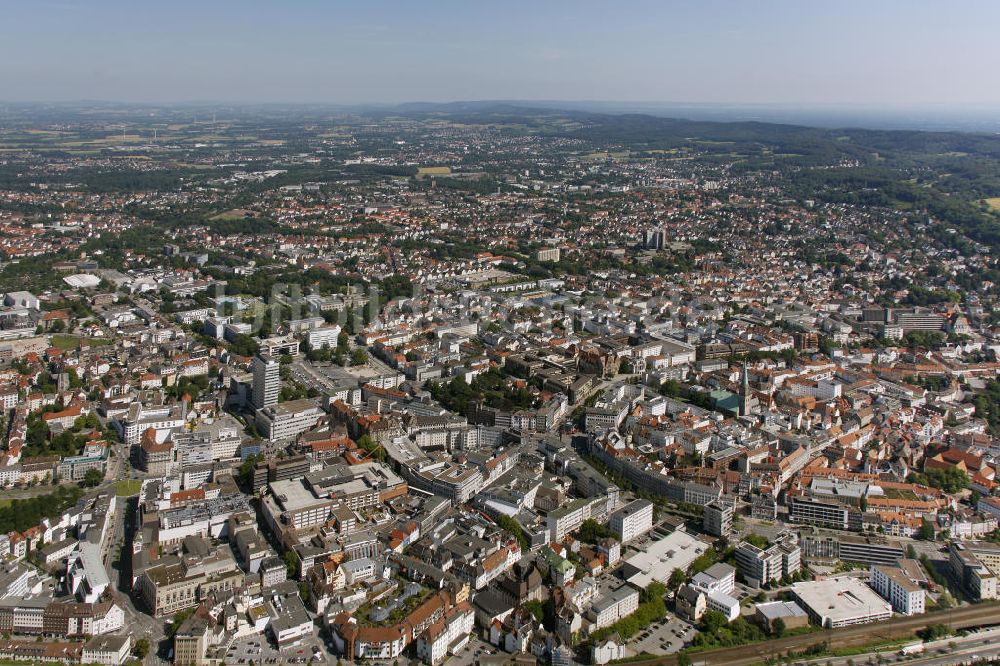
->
[116, 479, 142, 496]
[50, 334, 113, 350]
[0, 499, 11, 509]
[985, 197, 1000, 212]
[211, 208, 255, 220]
[417, 166, 452, 176]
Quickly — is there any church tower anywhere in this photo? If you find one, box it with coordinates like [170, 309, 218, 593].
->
[739, 362, 753, 416]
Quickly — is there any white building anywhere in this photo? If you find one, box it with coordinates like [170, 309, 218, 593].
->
[621, 530, 709, 589]
[691, 563, 736, 596]
[546, 497, 595, 542]
[609, 499, 653, 543]
[260, 336, 300, 357]
[3, 291, 39, 310]
[588, 585, 640, 630]
[734, 533, 800, 588]
[870, 565, 925, 616]
[705, 590, 740, 622]
[307, 324, 342, 350]
[792, 576, 892, 628]
[269, 595, 313, 647]
[67, 543, 110, 603]
[255, 399, 323, 441]
[703, 499, 734, 537]
[113, 403, 184, 447]
[81, 635, 132, 666]
[92, 601, 126, 635]
[416, 602, 474, 665]
[252, 353, 280, 409]
[341, 558, 381, 585]
[591, 635, 628, 665]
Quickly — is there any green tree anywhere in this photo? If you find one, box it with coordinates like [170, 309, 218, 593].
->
[668, 568, 686, 590]
[355, 434, 385, 462]
[0, 486, 84, 534]
[818, 336, 839, 357]
[133, 638, 150, 659]
[495, 514, 529, 551]
[238, 454, 263, 486]
[918, 624, 949, 642]
[522, 599, 545, 623]
[578, 518, 613, 543]
[700, 610, 728, 634]
[284, 550, 300, 579]
[642, 581, 667, 604]
[82, 468, 104, 487]
[659, 379, 682, 398]
[909, 467, 969, 493]
[167, 608, 194, 639]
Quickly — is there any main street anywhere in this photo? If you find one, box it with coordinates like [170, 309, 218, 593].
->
[99, 434, 167, 665]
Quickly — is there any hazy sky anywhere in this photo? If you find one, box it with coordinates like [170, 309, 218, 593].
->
[2, 0, 998, 107]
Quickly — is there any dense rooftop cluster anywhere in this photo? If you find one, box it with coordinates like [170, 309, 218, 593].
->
[1, 105, 1000, 666]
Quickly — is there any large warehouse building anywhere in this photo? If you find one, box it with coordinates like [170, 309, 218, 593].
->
[791, 576, 892, 628]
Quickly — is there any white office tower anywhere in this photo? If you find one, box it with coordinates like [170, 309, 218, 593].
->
[252, 353, 280, 409]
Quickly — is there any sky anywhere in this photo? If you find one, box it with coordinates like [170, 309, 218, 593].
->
[1, 0, 998, 109]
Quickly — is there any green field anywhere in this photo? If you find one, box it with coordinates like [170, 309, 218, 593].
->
[116, 479, 142, 496]
[582, 151, 630, 160]
[211, 208, 255, 221]
[50, 335, 113, 350]
[417, 166, 452, 176]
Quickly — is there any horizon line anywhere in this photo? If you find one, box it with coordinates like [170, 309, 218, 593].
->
[1, 99, 998, 111]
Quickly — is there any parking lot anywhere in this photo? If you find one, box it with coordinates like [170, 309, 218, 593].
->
[291, 359, 340, 393]
[448, 632, 499, 666]
[292, 357, 393, 390]
[225, 633, 328, 665]
[629, 614, 696, 655]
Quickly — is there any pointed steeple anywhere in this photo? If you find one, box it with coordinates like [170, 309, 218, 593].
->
[739, 362, 753, 416]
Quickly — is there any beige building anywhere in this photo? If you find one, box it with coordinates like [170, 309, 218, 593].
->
[138, 561, 243, 618]
[173, 614, 211, 666]
[138, 563, 200, 617]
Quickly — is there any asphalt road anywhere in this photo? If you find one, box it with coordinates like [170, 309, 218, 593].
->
[793, 627, 1000, 666]
[102, 439, 168, 665]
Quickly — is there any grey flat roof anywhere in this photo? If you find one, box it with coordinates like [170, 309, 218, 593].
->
[756, 600, 807, 620]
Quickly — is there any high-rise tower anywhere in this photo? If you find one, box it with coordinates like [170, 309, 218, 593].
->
[252, 353, 280, 409]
